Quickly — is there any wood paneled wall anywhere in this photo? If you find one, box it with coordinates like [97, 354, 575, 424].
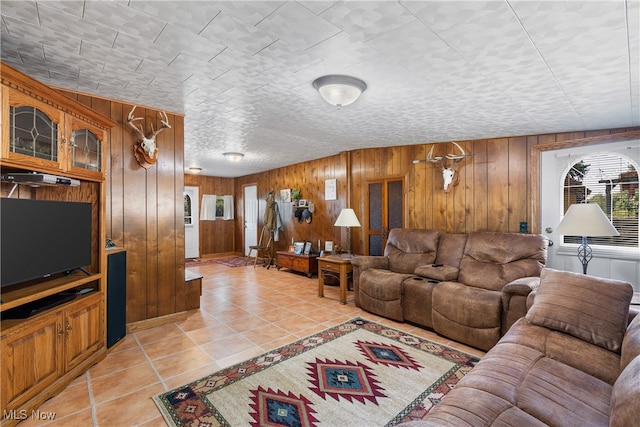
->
[184, 174, 235, 256]
[234, 153, 348, 254]
[234, 128, 639, 256]
[60, 90, 186, 324]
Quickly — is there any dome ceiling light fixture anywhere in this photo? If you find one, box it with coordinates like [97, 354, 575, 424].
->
[312, 75, 367, 108]
[223, 152, 245, 162]
[188, 166, 202, 173]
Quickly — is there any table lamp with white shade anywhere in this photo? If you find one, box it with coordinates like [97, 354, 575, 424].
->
[334, 208, 361, 257]
[555, 203, 619, 274]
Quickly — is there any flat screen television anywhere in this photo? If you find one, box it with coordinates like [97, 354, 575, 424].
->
[1, 198, 92, 288]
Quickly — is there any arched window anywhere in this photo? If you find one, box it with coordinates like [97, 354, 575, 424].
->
[184, 193, 192, 225]
[562, 153, 639, 248]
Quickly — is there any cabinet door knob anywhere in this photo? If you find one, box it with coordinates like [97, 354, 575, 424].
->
[65, 322, 72, 335]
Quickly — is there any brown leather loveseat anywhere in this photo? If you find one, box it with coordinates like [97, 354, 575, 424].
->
[400, 268, 640, 426]
[351, 229, 548, 350]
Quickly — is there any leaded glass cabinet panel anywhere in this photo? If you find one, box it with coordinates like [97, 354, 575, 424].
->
[71, 129, 101, 171]
[9, 105, 58, 161]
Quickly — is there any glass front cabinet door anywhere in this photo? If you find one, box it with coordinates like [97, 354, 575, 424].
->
[67, 116, 106, 179]
[4, 89, 66, 172]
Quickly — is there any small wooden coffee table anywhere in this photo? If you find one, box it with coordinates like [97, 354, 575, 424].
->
[318, 254, 354, 304]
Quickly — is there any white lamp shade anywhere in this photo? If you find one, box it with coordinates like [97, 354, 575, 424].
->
[334, 208, 361, 227]
[555, 203, 620, 237]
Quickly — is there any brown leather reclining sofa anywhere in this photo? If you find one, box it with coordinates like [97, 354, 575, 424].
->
[400, 268, 640, 426]
[351, 228, 548, 350]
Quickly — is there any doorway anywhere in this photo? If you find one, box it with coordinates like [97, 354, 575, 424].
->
[366, 178, 404, 255]
[184, 186, 199, 259]
[244, 184, 259, 256]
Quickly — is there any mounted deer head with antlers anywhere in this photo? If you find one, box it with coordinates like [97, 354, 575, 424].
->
[127, 105, 171, 169]
[413, 141, 471, 193]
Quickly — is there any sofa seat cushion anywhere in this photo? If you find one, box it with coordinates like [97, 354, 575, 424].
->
[432, 282, 502, 351]
[411, 388, 548, 427]
[526, 268, 633, 352]
[516, 356, 611, 426]
[359, 269, 414, 321]
[414, 264, 459, 281]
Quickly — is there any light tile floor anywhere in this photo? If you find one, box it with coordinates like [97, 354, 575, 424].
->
[20, 260, 485, 427]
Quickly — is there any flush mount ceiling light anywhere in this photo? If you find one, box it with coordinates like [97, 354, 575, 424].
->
[223, 152, 244, 162]
[312, 75, 367, 108]
[188, 166, 202, 173]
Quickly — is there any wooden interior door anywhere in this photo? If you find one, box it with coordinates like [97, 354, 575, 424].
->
[367, 179, 404, 255]
[183, 186, 199, 259]
[244, 184, 258, 256]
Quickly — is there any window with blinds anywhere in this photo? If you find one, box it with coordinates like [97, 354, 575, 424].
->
[563, 153, 639, 248]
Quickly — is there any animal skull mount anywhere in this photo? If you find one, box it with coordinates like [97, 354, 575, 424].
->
[127, 106, 171, 169]
[421, 142, 470, 193]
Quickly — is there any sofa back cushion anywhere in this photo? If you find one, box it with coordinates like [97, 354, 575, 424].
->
[434, 233, 468, 267]
[384, 229, 439, 274]
[458, 232, 548, 291]
[526, 268, 634, 352]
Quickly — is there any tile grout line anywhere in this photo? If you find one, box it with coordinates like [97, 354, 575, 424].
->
[133, 332, 170, 393]
[84, 371, 99, 427]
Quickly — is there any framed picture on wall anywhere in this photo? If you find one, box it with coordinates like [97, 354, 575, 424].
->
[280, 189, 291, 203]
[325, 178, 337, 200]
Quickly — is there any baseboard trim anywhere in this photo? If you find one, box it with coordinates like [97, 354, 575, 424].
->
[126, 310, 194, 333]
[197, 252, 243, 259]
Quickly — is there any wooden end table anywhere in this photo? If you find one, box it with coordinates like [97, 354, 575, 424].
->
[318, 254, 354, 304]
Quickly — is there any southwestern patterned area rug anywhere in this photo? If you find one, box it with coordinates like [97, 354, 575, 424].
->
[186, 256, 263, 268]
[153, 317, 480, 426]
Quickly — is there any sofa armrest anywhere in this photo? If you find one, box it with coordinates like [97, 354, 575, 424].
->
[414, 264, 459, 282]
[501, 276, 541, 334]
[503, 277, 541, 298]
[350, 256, 389, 308]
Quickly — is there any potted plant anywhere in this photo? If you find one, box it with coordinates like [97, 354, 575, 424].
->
[291, 187, 301, 204]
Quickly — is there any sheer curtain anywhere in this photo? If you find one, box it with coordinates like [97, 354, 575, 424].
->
[200, 194, 234, 220]
[221, 195, 234, 220]
[200, 194, 217, 220]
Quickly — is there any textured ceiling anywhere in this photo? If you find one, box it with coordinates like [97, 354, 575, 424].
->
[1, 1, 638, 177]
